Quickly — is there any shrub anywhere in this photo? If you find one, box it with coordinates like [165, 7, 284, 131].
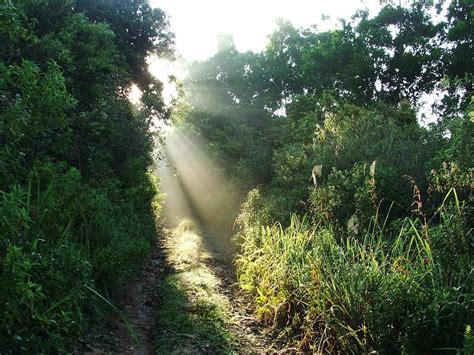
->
[312, 103, 433, 219]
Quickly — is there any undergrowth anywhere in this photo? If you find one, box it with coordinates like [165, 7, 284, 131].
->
[236, 190, 473, 353]
[0, 164, 159, 352]
[0, 1, 170, 352]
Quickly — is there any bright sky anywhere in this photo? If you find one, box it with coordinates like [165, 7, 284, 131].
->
[133, 0, 443, 126]
[149, 0, 382, 61]
[145, 0, 383, 106]
[136, 0, 439, 124]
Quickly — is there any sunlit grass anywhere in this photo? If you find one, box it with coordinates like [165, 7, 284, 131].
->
[169, 229, 205, 267]
[236, 200, 474, 352]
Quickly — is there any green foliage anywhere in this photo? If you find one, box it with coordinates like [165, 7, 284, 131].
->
[230, 99, 473, 352]
[234, 101, 437, 229]
[235, 189, 272, 231]
[440, 0, 473, 114]
[354, 3, 442, 105]
[309, 162, 375, 229]
[0, 60, 75, 187]
[310, 103, 433, 221]
[74, 0, 174, 86]
[0, 163, 157, 352]
[0, 0, 171, 352]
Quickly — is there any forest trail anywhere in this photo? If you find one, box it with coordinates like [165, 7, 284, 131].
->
[81, 220, 275, 354]
[154, 220, 275, 353]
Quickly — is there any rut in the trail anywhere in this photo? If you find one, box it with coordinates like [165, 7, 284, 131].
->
[80, 245, 166, 354]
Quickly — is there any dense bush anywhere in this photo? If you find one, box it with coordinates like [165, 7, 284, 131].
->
[0, 0, 171, 352]
[233, 104, 473, 351]
[0, 164, 157, 351]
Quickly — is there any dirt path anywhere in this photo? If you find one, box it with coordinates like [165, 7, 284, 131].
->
[208, 259, 276, 353]
[154, 221, 276, 354]
[80, 221, 277, 354]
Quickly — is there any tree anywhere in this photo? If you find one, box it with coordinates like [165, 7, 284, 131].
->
[0, 1, 173, 351]
[354, 3, 442, 105]
[439, 0, 473, 115]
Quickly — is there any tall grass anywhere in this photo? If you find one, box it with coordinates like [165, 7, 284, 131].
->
[0, 164, 158, 352]
[236, 194, 473, 353]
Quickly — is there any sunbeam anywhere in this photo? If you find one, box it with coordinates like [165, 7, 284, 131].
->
[156, 126, 242, 262]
